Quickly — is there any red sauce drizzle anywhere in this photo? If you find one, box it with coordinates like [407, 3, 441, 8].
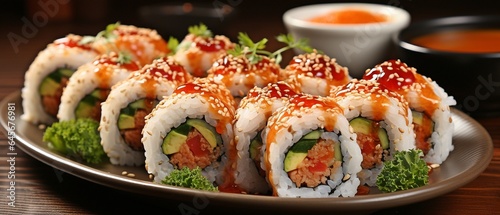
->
[147, 60, 190, 83]
[94, 54, 141, 71]
[54, 36, 93, 50]
[252, 57, 280, 84]
[248, 82, 298, 99]
[363, 59, 416, 91]
[288, 53, 348, 84]
[91, 53, 138, 88]
[113, 26, 169, 65]
[195, 37, 227, 52]
[335, 80, 390, 121]
[363, 59, 440, 116]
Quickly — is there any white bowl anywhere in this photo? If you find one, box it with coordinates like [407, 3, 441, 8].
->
[283, 3, 410, 78]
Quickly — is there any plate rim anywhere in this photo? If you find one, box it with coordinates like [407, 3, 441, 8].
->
[0, 91, 494, 212]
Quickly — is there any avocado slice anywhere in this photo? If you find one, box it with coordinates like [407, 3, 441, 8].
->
[412, 110, 435, 130]
[39, 77, 60, 96]
[118, 114, 135, 129]
[349, 117, 372, 135]
[90, 89, 106, 100]
[58, 68, 75, 77]
[186, 119, 221, 148]
[350, 117, 389, 150]
[284, 139, 317, 172]
[249, 133, 262, 160]
[162, 123, 191, 155]
[75, 101, 95, 119]
[129, 99, 147, 109]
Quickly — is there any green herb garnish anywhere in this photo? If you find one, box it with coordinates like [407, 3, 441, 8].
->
[161, 167, 219, 192]
[376, 149, 430, 193]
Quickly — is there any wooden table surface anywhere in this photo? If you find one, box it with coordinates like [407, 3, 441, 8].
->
[1, 1, 499, 214]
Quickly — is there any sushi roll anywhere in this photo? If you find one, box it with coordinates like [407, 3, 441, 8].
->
[233, 81, 299, 194]
[174, 23, 235, 77]
[99, 57, 193, 166]
[91, 23, 171, 66]
[363, 59, 456, 164]
[21, 34, 100, 124]
[206, 33, 282, 104]
[281, 51, 351, 96]
[331, 79, 415, 186]
[142, 78, 236, 186]
[264, 94, 362, 197]
[207, 53, 281, 104]
[57, 52, 141, 122]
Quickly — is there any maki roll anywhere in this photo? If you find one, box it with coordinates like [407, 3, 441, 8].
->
[142, 78, 236, 186]
[264, 94, 362, 197]
[21, 34, 99, 124]
[99, 57, 193, 166]
[57, 52, 141, 122]
[233, 81, 299, 194]
[207, 33, 282, 104]
[363, 59, 456, 164]
[91, 23, 171, 65]
[331, 79, 415, 186]
[281, 51, 351, 96]
[174, 24, 235, 77]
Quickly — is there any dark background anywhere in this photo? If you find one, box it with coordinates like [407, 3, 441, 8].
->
[2, 0, 500, 73]
[3, 0, 500, 39]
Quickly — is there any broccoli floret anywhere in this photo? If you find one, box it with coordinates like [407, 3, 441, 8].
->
[376, 149, 429, 193]
[161, 167, 218, 192]
[42, 118, 107, 164]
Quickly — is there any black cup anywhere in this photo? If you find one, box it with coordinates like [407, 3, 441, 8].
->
[396, 15, 500, 117]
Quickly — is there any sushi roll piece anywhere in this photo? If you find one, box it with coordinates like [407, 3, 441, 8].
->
[363, 59, 456, 164]
[91, 23, 171, 65]
[331, 79, 415, 186]
[281, 51, 351, 96]
[142, 78, 236, 186]
[21, 34, 100, 124]
[263, 94, 362, 197]
[233, 81, 299, 194]
[174, 23, 235, 77]
[99, 57, 193, 166]
[57, 52, 141, 122]
[206, 33, 282, 104]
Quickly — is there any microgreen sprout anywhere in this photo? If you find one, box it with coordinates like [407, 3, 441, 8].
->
[188, 23, 213, 38]
[227, 32, 316, 64]
[78, 22, 121, 45]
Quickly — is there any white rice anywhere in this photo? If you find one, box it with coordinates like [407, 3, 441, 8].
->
[264, 97, 362, 197]
[281, 52, 351, 97]
[142, 83, 234, 184]
[233, 89, 291, 194]
[174, 34, 233, 77]
[57, 53, 135, 121]
[405, 77, 456, 164]
[21, 34, 98, 124]
[334, 80, 416, 186]
[99, 71, 178, 166]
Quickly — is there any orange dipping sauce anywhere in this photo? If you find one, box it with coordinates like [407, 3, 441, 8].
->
[309, 9, 387, 24]
[411, 29, 500, 53]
